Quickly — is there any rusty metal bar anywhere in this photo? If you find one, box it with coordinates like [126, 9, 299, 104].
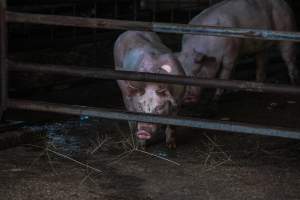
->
[8, 60, 300, 95]
[0, 0, 7, 119]
[6, 11, 300, 42]
[7, 98, 300, 140]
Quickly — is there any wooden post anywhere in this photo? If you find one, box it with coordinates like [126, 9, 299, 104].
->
[0, 0, 7, 120]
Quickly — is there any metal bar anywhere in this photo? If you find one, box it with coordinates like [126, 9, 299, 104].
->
[7, 98, 300, 140]
[72, 4, 77, 40]
[93, 1, 98, 68]
[50, 8, 55, 41]
[133, 0, 138, 21]
[10, 3, 76, 12]
[170, 3, 174, 22]
[6, 11, 300, 42]
[114, 0, 118, 19]
[8, 60, 300, 95]
[0, 0, 7, 119]
[152, 0, 157, 21]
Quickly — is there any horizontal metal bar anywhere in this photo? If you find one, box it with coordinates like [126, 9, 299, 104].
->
[8, 60, 300, 95]
[6, 11, 300, 42]
[7, 98, 300, 140]
[9, 3, 75, 12]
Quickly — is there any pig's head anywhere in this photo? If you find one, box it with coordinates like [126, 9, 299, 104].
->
[122, 54, 185, 141]
[177, 50, 218, 104]
[127, 82, 176, 140]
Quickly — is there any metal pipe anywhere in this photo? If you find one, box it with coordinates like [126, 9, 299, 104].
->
[6, 11, 300, 42]
[114, 0, 118, 19]
[152, 0, 157, 22]
[133, 0, 138, 21]
[7, 98, 300, 140]
[8, 60, 300, 95]
[10, 3, 75, 12]
[0, 0, 7, 119]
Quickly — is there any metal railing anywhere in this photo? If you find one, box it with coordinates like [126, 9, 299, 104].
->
[7, 11, 300, 42]
[1, 0, 300, 140]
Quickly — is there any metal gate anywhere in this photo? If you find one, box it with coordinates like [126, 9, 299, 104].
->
[2, 0, 300, 140]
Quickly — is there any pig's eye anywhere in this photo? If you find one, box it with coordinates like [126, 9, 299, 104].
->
[156, 88, 167, 96]
[128, 81, 145, 96]
[128, 87, 145, 96]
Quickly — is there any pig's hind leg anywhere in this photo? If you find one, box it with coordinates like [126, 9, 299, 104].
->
[280, 41, 299, 84]
[213, 57, 236, 101]
[213, 41, 240, 101]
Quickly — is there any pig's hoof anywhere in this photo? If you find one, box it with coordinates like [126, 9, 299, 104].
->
[166, 141, 177, 149]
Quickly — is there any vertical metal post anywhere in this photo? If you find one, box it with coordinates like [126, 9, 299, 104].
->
[0, 0, 7, 120]
[93, 1, 98, 68]
[170, 4, 174, 23]
[152, 0, 157, 21]
[133, 0, 138, 21]
[72, 4, 77, 39]
[188, 8, 192, 21]
[114, 0, 118, 19]
[50, 8, 55, 41]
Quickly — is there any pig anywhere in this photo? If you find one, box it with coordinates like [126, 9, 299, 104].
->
[114, 31, 186, 148]
[177, 0, 299, 104]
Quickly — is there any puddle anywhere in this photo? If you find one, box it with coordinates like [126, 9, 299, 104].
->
[24, 116, 104, 155]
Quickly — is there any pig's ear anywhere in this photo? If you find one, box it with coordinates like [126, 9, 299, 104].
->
[126, 81, 144, 96]
[160, 64, 172, 74]
[159, 63, 185, 100]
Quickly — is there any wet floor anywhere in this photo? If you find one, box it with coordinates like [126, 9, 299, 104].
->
[1, 85, 300, 200]
[1, 41, 300, 200]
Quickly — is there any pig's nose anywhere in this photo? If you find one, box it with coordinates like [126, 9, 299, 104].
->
[136, 123, 154, 140]
[137, 123, 154, 132]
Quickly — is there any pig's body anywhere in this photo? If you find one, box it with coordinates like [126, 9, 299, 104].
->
[114, 31, 185, 147]
[178, 0, 298, 103]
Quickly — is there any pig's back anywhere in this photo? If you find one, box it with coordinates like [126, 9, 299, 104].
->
[189, 0, 279, 28]
[182, 0, 295, 56]
[114, 31, 170, 71]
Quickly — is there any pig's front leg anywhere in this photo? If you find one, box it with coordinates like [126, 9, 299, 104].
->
[165, 125, 176, 149]
[214, 59, 236, 101]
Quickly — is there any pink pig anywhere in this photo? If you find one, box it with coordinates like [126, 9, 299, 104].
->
[114, 31, 186, 148]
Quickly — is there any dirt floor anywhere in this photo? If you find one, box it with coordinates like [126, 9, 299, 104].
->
[1, 38, 300, 200]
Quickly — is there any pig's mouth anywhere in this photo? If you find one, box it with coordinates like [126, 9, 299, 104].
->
[136, 130, 152, 140]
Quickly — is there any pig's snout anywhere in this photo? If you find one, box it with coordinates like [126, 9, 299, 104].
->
[136, 123, 156, 140]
